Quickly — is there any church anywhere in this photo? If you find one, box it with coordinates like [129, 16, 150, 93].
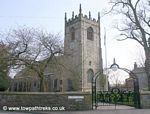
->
[10, 5, 105, 92]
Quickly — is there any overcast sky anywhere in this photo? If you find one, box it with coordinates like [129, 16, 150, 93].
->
[0, 0, 145, 70]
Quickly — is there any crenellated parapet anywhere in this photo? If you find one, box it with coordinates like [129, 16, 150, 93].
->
[65, 4, 100, 26]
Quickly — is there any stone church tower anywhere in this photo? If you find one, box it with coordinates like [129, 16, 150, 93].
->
[64, 4, 103, 92]
[9, 4, 104, 92]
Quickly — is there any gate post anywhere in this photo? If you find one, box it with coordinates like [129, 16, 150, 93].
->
[92, 80, 97, 109]
[134, 78, 141, 108]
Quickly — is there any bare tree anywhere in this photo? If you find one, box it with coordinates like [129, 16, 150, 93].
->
[4, 28, 63, 92]
[107, 0, 150, 90]
[0, 41, 11, 91]
[99, 74, 107, 91]
[135, 48, 145, 67]
[108, 70, 125, 88]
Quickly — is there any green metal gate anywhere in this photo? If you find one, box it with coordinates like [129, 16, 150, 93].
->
[96, 88, 139, 108]
[92, 77, 140, 109]
[92, 61, 141, 109]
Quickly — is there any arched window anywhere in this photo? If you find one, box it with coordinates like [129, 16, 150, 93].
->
[87, 27, 93, 40]
[87, 69, 94, 83]
[70, 27, 75, 41]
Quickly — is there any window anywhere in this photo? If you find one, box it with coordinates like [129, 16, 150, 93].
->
[18, 82, 22, 92]
[53, 79, 61, 92]
[54, 79, 58, 89]
[87, 27, 93, 40]
[14, 83, 17, 91]
[70, 27, 75, 41]
[87, 69, 94, 83]
[27, 82, 31, 92]
[34, 81, 37, 87]
[23, 82, 26, 91]
[67, 79, 73, 91]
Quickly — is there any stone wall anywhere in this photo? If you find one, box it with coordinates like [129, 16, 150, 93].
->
[0, 92, 92, 111]
[140, 91, 150, 108]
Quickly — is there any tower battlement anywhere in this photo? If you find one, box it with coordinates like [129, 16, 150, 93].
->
[65, 4, 100, 26]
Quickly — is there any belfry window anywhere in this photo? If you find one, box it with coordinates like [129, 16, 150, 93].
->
[87, 27, 93, 41]
[70, 27, 75, 41]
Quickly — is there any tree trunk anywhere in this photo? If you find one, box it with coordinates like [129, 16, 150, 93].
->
[145, 59, 150, 91]
[39, 76, 46, 92]
[145, 49, 150, 91]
